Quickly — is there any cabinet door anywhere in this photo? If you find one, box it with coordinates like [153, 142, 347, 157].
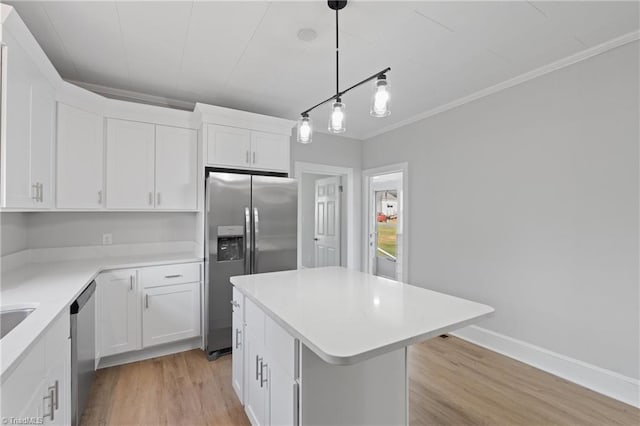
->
[268, 362, 297, 426]
[250, 131, 290, 172]
[106, 119, 155, 209]
[2, 33, 34, 208]
[44, 312, 71, 425]
[155, 125, 197, 210]
[98, 269, 141, 357]
[232, 309, 244, 404]
[206, 125, 251, 168]
[142, 282, 200, 347]
[244, 298, 266, 426]
[29, 83, 55, 208]
[57, 103, 104, 209]
[1, 34, 54, 208]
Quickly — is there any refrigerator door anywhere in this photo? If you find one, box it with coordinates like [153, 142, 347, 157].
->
[206, 172, 251, 356]
[251, 176, 298, 274]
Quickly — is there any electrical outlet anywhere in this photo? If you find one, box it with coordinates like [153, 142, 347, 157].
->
[102, 233, 113, 245]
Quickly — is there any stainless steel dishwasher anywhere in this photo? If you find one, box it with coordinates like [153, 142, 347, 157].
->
[70, 281, 96, 426]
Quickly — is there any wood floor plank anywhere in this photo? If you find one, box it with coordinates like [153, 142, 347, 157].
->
[81, 337, 639, 425]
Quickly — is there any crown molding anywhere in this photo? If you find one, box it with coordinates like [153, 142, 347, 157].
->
[362, 30, 640, 141]
[65, 79, 196, 111]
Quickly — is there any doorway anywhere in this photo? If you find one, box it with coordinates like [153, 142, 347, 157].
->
[295, 162, 356, 270]
[363, 163, 408, 282]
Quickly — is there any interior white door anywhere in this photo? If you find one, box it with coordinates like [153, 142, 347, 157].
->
[206, 125, 251, 168]
[98, 269, 141, 357]
[250, 131, 289, 172]
[56, 103, 104, 209]
[142, 282, 200, 348]
[106, 119, 156, 209]
[155, 125, 197, 210]
[314, 176, 341, 267]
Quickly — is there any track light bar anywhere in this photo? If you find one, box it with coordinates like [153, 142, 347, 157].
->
[300, 67, 391, 116]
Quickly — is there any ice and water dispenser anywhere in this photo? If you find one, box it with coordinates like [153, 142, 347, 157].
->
[216, 225, 244, 262]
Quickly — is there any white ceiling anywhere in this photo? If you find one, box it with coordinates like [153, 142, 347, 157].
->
[5, 1, 639, 139]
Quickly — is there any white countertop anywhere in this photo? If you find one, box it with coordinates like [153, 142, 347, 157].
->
[231, 267, 494, 365]
[0, 252, 202, 380]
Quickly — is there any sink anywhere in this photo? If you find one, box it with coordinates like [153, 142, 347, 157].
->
[1, 308, 35, 339]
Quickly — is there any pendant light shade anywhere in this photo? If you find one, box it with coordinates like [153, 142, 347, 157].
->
[371, 75, 391, 117]
[297, 114, 313, 144]
[328, 99, 346, 133]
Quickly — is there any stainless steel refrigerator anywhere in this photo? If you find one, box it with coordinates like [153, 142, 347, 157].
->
[205, 171, 297, 359]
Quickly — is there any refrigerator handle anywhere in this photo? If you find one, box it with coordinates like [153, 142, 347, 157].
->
[253, 207, 259, 273]
[245, 207, 251, 275]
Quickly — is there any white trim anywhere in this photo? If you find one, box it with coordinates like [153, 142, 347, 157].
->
[362, 30, 640, 140]
[97, 337, 201, 369]
[294, 162, 356, 270]
[66, 79, 196, 111]
[452, 325, 640, 409]
[362, 163, 409, 282]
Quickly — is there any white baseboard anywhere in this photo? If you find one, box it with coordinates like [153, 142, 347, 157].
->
[97, 337, 202, 369]
[451, 325, 639, 408]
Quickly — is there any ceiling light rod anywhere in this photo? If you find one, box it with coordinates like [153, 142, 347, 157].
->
[300, 66, 391, 116]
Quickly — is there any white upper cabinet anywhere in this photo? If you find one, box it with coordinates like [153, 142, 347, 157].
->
[155, 125, 197, 210]
[207, 125, 252, 169]
[206, 124, 290, 173]
[251, 131, 290, 172]
[106, 119, 156, 209]
[56, 103, 105, 209]
[106, 119, 198, 211]
[1, 33, 54, 209]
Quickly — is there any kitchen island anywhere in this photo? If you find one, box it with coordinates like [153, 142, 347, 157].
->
[230, 266, 494, 426]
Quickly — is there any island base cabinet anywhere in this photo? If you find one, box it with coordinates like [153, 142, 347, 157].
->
[299, 345, 407, 426]
[142, 282, 201, 348]
[231, 287, 244, 404]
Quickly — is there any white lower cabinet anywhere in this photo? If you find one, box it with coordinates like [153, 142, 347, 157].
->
[1, 311, 70, 424]
[235, 294, 298, 426]
[97, 262, 202, 360]
[98, 269, 141, 357]
[142, 282, 200, 347]
[231, 287, 244, 404]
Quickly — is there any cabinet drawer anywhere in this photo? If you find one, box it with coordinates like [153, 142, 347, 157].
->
[139, 263, 201, 288]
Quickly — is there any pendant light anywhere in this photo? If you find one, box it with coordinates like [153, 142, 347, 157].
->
[296, 1, 392, 143]
[297, 114, 312, 143]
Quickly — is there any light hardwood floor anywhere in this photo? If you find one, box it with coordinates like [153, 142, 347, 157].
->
[81, 336, 639, 425]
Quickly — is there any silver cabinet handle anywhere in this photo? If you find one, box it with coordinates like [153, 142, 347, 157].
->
[235, 329, 241, 349]
[252, 151, 256, 164]
[260, 362, 268, 388]
[148, 192, 153, 205]
[130, 275, 134, 291]
[32, 183, 39, 201]
[43, 387, 54, 420]
[157, 192, 161, 206]
[256, 355, 262, 381]
[50, 380, 59, 410]
[145, 294, 149, 309]
[98, 190, 103, 204]
[245, 150, 250, 163]
[164, 274, 182, 279]
[38, 183, 43, 202]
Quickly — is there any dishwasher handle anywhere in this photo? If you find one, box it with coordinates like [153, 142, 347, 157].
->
[70, 281, 96, 314]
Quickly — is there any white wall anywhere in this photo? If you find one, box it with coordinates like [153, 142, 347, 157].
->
[0, 213, 28, 255]
[25, 212, 198, 249]
[362, 42, 639, 379]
